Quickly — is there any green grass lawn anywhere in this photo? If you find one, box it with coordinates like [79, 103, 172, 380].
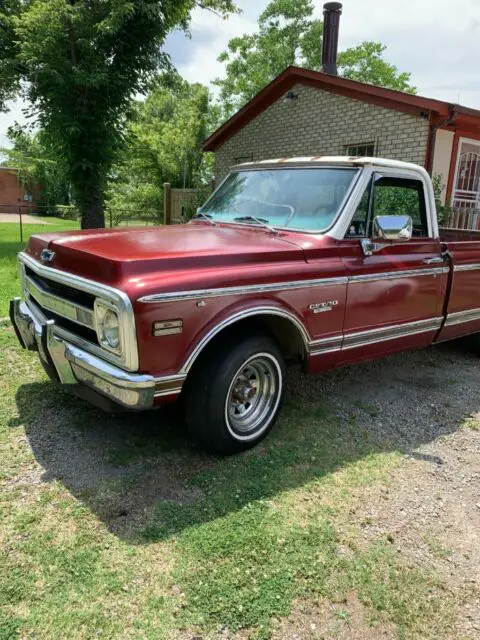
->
[0, 217, 79, 318]
[0, 324, 461, 640]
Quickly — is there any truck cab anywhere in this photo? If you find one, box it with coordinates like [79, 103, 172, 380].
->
[10, 157, 480, 454]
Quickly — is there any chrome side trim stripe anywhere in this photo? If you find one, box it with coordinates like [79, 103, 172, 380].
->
[454, 263, 480, 272]
[154, 373, 187, 384]
[306, 317, 442, 357]
[445, 308, 480, 327]
[154, 387, 183, 398]
[342, 317, 443, 350]
[153, 373, 187, 399]
[309, 334, 343, 356]
[139, 276, 348, 304]
[348, 267, 447, 284]
[140, 268, 449, 304]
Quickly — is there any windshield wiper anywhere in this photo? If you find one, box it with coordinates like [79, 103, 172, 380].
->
[233, 215, 277, 234]
[192, 211, 216, 225]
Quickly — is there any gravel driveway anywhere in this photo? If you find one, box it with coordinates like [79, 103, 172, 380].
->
[287, 340, 480, 638]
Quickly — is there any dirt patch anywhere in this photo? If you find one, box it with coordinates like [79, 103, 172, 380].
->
[269, 596, 398, 640]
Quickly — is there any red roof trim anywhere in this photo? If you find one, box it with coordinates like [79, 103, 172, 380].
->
[203, 66, 480, 152]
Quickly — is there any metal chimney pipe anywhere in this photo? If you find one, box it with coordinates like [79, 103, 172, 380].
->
[321, 2, 342, 75]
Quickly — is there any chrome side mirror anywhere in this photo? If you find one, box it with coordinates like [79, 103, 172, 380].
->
[361, 215, 413, 257]
[372, 215, 413, 242]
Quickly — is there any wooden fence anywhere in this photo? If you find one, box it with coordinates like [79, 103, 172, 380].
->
[163, 182, 214, 225]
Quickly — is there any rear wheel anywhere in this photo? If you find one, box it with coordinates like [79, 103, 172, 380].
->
[184, 333, 286, 455]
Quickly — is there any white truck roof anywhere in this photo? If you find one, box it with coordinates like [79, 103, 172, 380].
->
[231, 155, 437, 239]
[233, 156, 425, 173]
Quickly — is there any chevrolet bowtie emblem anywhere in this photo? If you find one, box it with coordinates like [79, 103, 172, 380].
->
[40, 249, 56, 265]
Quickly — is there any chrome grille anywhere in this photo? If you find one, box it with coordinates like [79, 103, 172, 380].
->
[25, 274, 95, 330]
[25, 266, 95, 309]
[27, 297, 99, 345]
[19, 253, 140, 372]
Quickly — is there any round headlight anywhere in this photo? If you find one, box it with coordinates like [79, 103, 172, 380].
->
[102, 309, 120, 349]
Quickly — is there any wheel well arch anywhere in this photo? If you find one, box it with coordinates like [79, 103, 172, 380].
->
[180, 308, 310, 375]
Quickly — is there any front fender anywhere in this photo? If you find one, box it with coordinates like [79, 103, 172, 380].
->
[133, 295, 311, 377]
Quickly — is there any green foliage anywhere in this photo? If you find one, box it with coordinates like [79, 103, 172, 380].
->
[107, 73, 214, 215]
[214, 0, 416, 118]
[214, 0, 321, 118]
[431, 172, 452, 225]
[0, 0, 21, 111]
[0, 611, 22, 640]
[432, 173, 444, 206]
[374, 184, 421, 218]
[338, 42, 416, 94]
[0, 0, 237, 228]
[2, 124, 70, 213]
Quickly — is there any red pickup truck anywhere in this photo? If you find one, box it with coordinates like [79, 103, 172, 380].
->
[10, 157, 480, 454]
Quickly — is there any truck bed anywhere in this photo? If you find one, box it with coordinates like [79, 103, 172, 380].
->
[439, 227, 480, 242]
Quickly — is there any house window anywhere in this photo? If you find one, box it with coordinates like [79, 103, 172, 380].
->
[234, 154, 254, 165]
[346, 142, 376, 157]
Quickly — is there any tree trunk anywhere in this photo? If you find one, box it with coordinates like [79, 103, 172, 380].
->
[80, 187, 105, 229]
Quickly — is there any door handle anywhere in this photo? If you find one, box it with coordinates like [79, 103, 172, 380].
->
[423, 256, 444, 265]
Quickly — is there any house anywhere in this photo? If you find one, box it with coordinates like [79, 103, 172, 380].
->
[203, 4, 480, 225]
[0, 167, 37, 214]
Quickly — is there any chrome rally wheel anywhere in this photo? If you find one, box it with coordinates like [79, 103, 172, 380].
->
[225, 353, 283, 441]
[184, 332, 286, 455]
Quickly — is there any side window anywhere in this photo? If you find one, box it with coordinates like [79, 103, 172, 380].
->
[345, 175, 429, 238]
[346, 183, 371, 237]
[373, 177, 428, 237]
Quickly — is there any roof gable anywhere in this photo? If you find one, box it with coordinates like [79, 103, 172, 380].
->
[204, 66, 480, 152]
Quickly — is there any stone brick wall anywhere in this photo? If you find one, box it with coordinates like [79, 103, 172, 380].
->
[214, 84, 430, 182]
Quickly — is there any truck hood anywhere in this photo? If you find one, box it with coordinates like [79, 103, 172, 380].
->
[26, 222, 306, 286]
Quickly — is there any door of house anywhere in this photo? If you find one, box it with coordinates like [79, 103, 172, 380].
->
[452, 139, 480, 229]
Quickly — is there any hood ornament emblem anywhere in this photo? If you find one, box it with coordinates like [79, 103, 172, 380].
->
[40, 249, 56, 265]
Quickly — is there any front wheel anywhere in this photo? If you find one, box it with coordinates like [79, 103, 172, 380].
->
[184, 333, 286, 455]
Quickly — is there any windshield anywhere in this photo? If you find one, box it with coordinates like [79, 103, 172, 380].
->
[199, 167, 358, 232]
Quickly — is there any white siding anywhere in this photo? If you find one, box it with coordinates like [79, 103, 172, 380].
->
[432, 129, 455, 204]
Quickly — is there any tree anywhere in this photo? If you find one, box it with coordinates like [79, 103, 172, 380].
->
[1, 124, 71, 212]
[214, 0, 322, 117]
[0, 0, 236, 228]
[214, 0, 416, 119]
[0, 0, 21, 111]
[107, 74, 214, 216]
[338, 42, 416, 94]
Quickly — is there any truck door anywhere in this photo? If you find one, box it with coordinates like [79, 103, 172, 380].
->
[338, 170, 448, 365]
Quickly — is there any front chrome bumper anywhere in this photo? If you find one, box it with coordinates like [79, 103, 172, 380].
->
[10, 297, 155, 410]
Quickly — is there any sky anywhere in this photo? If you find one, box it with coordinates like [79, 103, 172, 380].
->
[1, 0, 480, 147]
